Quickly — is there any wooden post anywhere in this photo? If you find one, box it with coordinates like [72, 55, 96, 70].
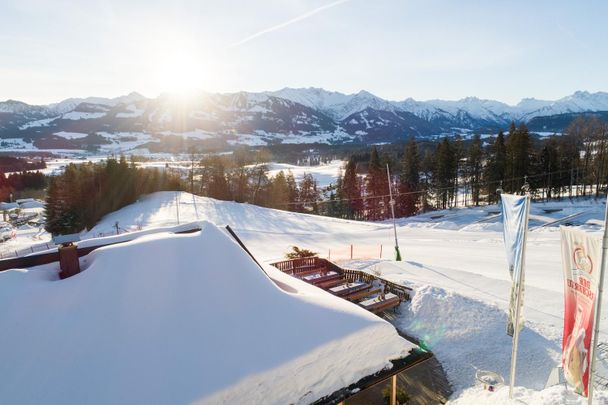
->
[350, 244, 353, 259]
[391, 374, 397, 405]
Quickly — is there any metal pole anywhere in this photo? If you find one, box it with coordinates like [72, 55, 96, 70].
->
[175, 192, 180, 225]
[587, 194, 608, 404]
[509, 194, 531, 399]
[391, 374, 397, 405]
[386, 164, 401, 261]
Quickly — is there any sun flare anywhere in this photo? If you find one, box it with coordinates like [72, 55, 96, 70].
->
[153, 47, 205, 93]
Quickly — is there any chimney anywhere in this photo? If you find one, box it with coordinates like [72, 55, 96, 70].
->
[58, 243, 80, 279]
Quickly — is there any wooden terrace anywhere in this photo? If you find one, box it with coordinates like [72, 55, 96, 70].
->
[271, 257, 412, 315]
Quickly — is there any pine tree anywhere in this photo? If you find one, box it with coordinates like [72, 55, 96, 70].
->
[208, 158, 230, 201]
[340, 158, 362, 219]
[299, 173, 320, 213]
[285, 170, 299, 212]
[451, 135, 465, 207]
[365, 147, 389, 220]
[485, 131, 507, 202]
[230, 166, 249, 203]
[397, 138, 420, 216]
[505, 123, 531, 192]
[433, 138, 456, 209]
[269, 171, 290, 209]
[468, 134, 483, 206]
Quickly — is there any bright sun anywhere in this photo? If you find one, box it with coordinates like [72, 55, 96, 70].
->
[139, 29, 222, 96]
[154, 48, 205, 93]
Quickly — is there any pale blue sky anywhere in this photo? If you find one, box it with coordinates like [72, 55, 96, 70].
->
[1, 0, 606, 105]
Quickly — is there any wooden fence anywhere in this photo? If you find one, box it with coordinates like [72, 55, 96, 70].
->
[270, 256, 324, 276]
[340, 267, 413, 302]
[272, 257, 413, 302]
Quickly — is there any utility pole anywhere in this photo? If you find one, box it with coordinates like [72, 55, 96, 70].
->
[175, 192, 180, 225]
[587, 193, 608, 404]
[386, 164, 401, 261]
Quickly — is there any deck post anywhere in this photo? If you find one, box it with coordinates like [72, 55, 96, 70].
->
[391, 374, 397, 405]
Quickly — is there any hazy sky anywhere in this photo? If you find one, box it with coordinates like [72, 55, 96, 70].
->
[1, 0, 607, 105]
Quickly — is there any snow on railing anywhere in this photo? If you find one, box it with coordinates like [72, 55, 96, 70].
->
[0, 242, 56, 260]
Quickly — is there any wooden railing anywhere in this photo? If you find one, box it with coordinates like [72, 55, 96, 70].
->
[271, 257, 413, 302]
[340, 268, 413, 302]
[271, 256, 326, 275]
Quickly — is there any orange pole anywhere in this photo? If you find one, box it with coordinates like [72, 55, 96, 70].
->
[391, 374, 397, 405]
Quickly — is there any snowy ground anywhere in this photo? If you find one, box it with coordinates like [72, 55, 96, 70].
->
[5, 192, 608, 403]
[267, 160, 343, 188]
[79, 192, 608, 403]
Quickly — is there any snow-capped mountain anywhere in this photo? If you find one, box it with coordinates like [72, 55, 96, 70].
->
[271, 88, 608, 129]
[48, 92, 147, 115]
[1, 88, 608, 152]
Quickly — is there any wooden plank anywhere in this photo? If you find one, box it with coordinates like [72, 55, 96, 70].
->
[368, 298, 401, 314]
[316, 277, 344, 289]
[305, 272, 340, 285]
[295, 267, 329, 278]
[345, 288, 381, 302]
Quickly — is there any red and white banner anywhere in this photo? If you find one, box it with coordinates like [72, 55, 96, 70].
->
[561, 227, 602, 397]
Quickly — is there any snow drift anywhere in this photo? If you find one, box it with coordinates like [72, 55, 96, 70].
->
[0, 221, 414, 404]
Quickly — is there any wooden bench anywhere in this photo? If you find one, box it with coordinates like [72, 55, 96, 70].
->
[329, 281, 370, 298]
[316, 277, 345, 289]
[302, 271, 340, 285]
[359, 293, 401, 313]
[346, 288, 381, 302]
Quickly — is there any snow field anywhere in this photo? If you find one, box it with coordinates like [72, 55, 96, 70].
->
[5, 191, 608, 403]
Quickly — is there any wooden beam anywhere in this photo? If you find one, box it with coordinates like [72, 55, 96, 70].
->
[391, 374, 397, 405]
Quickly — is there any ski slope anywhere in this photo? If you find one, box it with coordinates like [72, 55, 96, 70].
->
[11, 192, 608, 403]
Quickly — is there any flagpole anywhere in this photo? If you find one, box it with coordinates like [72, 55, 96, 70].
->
[587, 194, 608, 404]
[386, 164, 401, 261]
[509, 193, 531, 399]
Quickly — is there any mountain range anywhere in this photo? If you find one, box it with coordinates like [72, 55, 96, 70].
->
[1, 88, 608, 153]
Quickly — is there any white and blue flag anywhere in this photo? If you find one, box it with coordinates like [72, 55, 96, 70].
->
[501, 193, 530, 337]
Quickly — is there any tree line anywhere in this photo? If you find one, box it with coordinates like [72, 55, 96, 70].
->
[332, 117, 608, 220]
[45, 116, 608, 234]
[45, 157, 182, 235]
[0, 171, 46, 202]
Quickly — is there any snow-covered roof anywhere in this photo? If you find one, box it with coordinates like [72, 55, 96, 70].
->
[0, 221, 414, 404]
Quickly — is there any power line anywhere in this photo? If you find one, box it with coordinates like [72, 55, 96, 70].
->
[276, 166, 587, 207]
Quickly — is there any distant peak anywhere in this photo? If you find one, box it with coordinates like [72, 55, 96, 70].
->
[572, 90, 590, 97]
[126, 91, 144, 98]
[356, 90, 374, 97]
